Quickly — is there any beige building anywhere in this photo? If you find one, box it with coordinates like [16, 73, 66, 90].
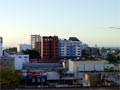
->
[114, 64, 120, 71]
[68, 59, 109, 72]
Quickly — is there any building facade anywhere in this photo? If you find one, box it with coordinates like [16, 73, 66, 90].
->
[22, 63, 62, 85]
[59, 37, 82, 58]
[62, 59, 120, 86]
[68, 59, 110, 72]
[31, 35, 41, 54]
[14, 54, 29, 70]
[17, 44, 31, 52]
[0, 37, 3, 57]
[41, 36, 59, 63]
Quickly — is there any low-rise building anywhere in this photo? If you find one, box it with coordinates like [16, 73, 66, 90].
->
[17, 44, 31, 52]
[4, 52, 29, 70]
[22, 63, 62, 85]
[68, 59, 109, 72]
[62, 59, 120, 86]
[14, 54, 29, 70]
[82, 47, 99, 57]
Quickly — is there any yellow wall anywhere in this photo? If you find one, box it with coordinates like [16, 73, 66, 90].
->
[73, 60, 109, 65]
[69, 59, 109, 71]
[114, 64, 120, 71]
[69, 60, 74, 71]
[41, 39, 43, 58]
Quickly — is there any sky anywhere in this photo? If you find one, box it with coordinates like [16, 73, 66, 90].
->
[0, 0, 120, 47]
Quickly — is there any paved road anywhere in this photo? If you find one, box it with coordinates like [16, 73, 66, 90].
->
[18, 87, 120, 90]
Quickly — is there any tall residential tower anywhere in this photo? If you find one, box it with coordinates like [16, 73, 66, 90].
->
[41, 36, 59, 63]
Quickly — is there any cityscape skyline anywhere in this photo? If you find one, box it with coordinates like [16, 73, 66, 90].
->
[0, 0, 120, 47]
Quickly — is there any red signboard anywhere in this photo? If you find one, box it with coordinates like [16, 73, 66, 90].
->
[27, 72, 40, 76]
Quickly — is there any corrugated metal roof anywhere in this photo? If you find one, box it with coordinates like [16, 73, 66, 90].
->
[23, 63, 62, 69]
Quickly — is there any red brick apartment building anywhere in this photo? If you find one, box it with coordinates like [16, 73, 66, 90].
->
[41, 36, 59, 63]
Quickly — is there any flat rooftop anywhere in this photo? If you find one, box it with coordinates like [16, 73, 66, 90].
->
[23, 63, 62, 69]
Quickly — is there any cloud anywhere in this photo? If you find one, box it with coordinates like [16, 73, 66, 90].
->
[108, 27, 120, 29]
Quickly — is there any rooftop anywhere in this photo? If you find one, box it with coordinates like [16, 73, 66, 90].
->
[69, 37, 80, 41]
[23, 63, 62, 69]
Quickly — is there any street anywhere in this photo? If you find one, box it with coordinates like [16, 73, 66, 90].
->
[18, 87, 120, 90]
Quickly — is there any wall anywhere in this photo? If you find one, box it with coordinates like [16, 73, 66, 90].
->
[47, 71, 60, 80]
[60, 40, 82, 57]
[41, 36, 59, 63]
[14, 55, 29, 70]
[69, 59, 110, 72]
[69, 60, 74, 71]
[73, 60, 109, 65]
[75, 64, 105, 71]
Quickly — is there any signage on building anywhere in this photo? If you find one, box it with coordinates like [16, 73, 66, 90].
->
[27, 72, 41, 76]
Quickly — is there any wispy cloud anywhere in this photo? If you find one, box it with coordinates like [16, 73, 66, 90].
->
[108, 27, 120, 29]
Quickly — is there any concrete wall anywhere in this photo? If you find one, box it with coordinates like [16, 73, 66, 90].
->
[75, 64, 106, 71]
[69, 59, 109, 72]
[69, 60, 74, 71]
[47, 71, 60, 80]
[14, 55, 29, 70]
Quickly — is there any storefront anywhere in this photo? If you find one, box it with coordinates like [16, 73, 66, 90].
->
[23, 72, 47, 85]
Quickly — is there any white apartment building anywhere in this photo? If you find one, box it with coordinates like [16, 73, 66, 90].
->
[59, 37, 82, 57]
[0, 37, 3, 57]
[17, 44, 31, 52]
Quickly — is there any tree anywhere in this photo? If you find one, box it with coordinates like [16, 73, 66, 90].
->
[22, 49, 40, 59]
[4, 47, 17, 54]
[107, 53, 117, 63]
[0, 66, 22, 89]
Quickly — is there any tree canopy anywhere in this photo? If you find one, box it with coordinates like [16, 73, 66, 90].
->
[107, 53, 118, 63]
[4, 47, 17, 54]
[0, 66, 22, 89]
[22, 49, 40, 59]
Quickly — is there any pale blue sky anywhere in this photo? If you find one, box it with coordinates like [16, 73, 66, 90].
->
[0, 0, 120, 47]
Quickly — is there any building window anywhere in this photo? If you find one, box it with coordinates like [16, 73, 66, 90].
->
[24, 56, 28, 58]
[18, 56, 22, 58]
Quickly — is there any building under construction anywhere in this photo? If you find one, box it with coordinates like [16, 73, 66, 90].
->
[31, 35, 41, 55]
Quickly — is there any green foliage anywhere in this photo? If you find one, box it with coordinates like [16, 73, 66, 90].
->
[22, 49, 40, 59]
[4, 47, 17, 54]
[0, 67, 22, 89]
[104, 67, 114, 72]
[107, 53, 117, 63]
